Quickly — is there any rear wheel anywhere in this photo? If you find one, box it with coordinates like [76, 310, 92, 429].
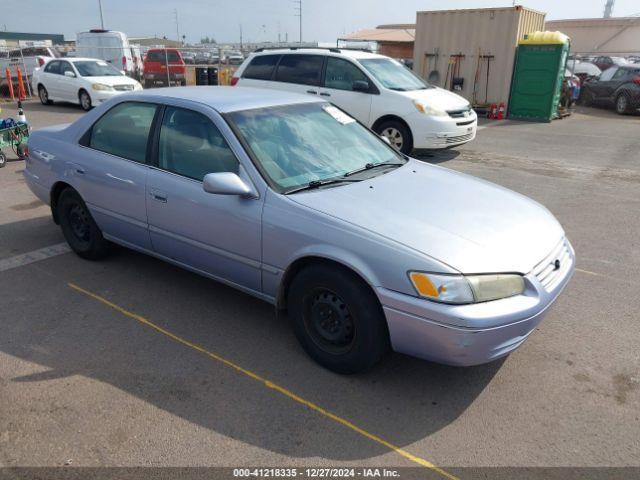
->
[79, 90, 92, 111]
[615, 93, 631, 115]
[38, 85, 53, 105]
[57, 188, 110, 260]
[374, 119, 413, 154]
[288, 264, 389, 374]
[0, 151, 6, 168]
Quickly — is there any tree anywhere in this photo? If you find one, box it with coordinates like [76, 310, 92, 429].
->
[200, 36, 217, 44]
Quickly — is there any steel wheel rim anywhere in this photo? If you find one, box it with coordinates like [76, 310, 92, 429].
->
[382, 127, 403, 149]
[81, 93, 91, 110]
[617, 95, 627, 112]
[304, 288, 356, 355]
[68, 203, 91, 242]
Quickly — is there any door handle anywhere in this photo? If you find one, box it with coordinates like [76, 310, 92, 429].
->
[75, 167, 85, 174]
[319, 92, 331, 97]
[150, 189, 168, 203]
[306, 89, 318, 94]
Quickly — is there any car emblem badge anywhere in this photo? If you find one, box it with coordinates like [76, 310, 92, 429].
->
[554, 259, 561, 270]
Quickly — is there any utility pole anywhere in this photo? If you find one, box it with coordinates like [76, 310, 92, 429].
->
[293, 0, 302, 43]
[603, 0, 615, 18]
[97, 0, 105, 29]
[173, 9, 180, 44]
[239, 24, 243, 49]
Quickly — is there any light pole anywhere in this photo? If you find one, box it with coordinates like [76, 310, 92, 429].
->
[97, 0, 105, 29]
[174, 9, 180, 44]
[293, 0, 302, 43]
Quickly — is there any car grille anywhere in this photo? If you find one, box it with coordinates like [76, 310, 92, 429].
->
[113, 84, 134, 91]
[447, 106, 473, 118]
[444, 132, 474, 144]
[531, 238, 573, 292]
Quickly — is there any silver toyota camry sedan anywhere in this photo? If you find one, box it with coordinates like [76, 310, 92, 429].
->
[24, 87, 575, 373]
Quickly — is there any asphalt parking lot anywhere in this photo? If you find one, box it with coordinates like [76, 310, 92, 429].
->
[0, 100, 639, 477]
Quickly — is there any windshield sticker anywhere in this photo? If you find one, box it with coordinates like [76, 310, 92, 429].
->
[323, 105, 355, 125]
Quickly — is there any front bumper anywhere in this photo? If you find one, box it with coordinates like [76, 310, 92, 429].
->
[377, 238, 575, 366]
[407, 110, 478, 149]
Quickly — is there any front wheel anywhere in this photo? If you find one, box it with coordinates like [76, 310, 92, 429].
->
[79, 90, 92, 111]
[0, 151, 6, 168]
[615, 93, 631, 115]
[57, 188, 110, 260]
[374, 120, 413, 154]
[288, 264, 389, 374]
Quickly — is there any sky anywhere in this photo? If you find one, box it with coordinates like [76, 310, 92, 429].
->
[2, 0, 639, 44]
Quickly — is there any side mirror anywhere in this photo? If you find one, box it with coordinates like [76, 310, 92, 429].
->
[64, 70, 76, 78]
[203, 172, 256, 197]
[352, 80, 370, 92]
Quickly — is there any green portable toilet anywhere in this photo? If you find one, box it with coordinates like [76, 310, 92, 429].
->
[508, 31, 570, 122]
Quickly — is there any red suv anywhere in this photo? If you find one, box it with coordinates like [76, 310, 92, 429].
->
[143, 48, 186, 88]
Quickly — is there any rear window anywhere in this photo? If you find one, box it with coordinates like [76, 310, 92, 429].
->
[243, 55, 280, 80]
[146, 50, 180, 63]
[275, 55, 323, 86]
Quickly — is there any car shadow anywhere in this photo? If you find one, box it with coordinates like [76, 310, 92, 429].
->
[412, 149, 462, 164]
[1, 216, 504, 462]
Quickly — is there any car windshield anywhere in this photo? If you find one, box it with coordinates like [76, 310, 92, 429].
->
[74, 60, 122, 77]
[359, 58, 431, 91]
[228, 102, 405, 193]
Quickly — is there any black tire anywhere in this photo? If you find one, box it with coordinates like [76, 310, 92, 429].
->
[57, 188, 109, 260]
[615, 92, 631, 115]
[79, 90, 92, 111]
[0, 151, 6, 168]
[374, 119, 413, 154]
[180, 79, 187, 86]
[288, 264, 389, 374]
[144, 80, 152, 89]
[38, 85, 53, 105]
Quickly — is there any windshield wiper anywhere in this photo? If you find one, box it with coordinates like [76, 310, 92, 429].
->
[343, 161, 405, 178]
[284, 178, 362, 195]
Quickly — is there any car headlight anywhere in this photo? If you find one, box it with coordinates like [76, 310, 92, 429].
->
[412, 100, 448, 117]
[408, 272, 525, 304]
[92, 83, 114, 91]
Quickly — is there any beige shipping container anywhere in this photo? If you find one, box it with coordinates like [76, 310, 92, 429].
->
[413, 6, 545, 106]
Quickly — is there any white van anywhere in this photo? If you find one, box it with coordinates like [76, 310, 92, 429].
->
[232, 48, 477, 153]
[76, 30, 134, 76]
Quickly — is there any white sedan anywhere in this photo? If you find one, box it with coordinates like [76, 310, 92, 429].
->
[32, 57, 142, 111]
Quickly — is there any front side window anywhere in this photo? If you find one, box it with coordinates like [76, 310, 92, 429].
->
[359, 57, 431, 91]
[228, 102, 404, 192]
[89, 102, 158, 163]
[59, 61, 74, 76]
[324, 57, 370, 91]
[158, 107, 239, 181]
[75, 60, 122, 77]
[275, 55, 323, 86]
[243, 55, 280, 80]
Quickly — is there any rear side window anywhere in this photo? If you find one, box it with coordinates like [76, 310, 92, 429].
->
[89, 102, 158, 163]
[275, 55, 323, 86]
[44, 61, 61, 74]
[146, 51, 163, 62]
[243, 55, 280, 80]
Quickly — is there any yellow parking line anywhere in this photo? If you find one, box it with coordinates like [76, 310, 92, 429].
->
[68, 282, 458, 480]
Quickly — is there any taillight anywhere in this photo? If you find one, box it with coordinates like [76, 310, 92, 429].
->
[37, 57, 45, 66]
[633, 76, 640, 86]
[122, 56, 128, 71]
[230, 76, 239, 86]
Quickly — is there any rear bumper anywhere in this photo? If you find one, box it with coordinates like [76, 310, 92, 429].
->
[377, 239, 575, 366]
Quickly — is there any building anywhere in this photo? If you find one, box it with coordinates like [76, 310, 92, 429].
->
[129, 37, 183, 48]
[338, 25, 415, 59]
[545, 17, 640, 55]
[413, 6, 545, 106]
[0, 31, 65, 47]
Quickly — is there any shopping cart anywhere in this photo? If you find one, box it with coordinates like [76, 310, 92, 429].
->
[0, 122, 29, 168]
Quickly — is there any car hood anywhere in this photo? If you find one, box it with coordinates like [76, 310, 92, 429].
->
[398, 86, 470, 111]
[85, 76, 139, 86]
[288, 160, 564, 274]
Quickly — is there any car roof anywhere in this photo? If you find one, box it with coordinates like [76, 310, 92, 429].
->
[129, 86, 324, 113]
[251, 48, 386, 61]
